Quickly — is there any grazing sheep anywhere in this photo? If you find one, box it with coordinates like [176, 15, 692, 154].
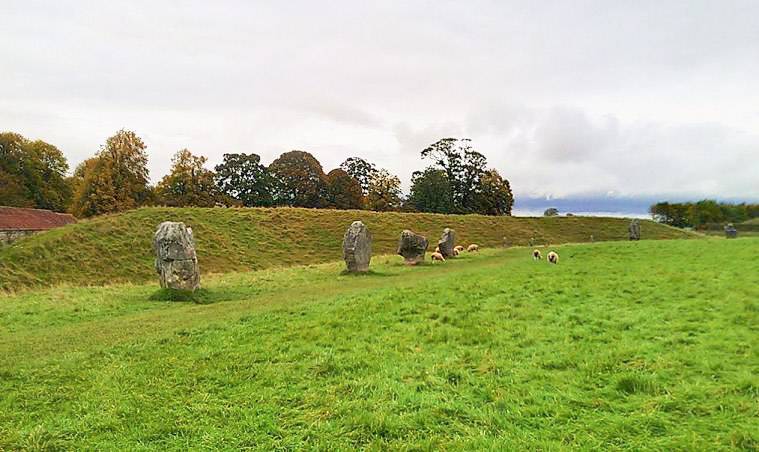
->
[547, 251, 559, 264]
[431, 252, 446, 262]
[453, 248, 460, 257]
[454, 245, 465, 253]
[532, 249, 542, 260]
[467, 244, 479, 252]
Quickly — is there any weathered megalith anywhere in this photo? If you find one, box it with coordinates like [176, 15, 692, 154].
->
[154, 222, 200, 291]
[628, 219, 641, 241]
[724, 223, 738, 239]
[397, 230, 428, 265]
[342, 221, 372, 272]
[437, 228, 456, 258]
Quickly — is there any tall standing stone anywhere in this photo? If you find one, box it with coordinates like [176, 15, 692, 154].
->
[154, 221, 200, 292]
[438, 228, 456, 258]
[724, 223, 738, 239]
[628, 219, 641, 241]
[397, 230, 428, 265]
[343, 221, 372, 272]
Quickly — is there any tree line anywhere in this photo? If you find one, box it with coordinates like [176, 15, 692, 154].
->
[1, 130, 513, 218]
[650, 200, 759, 228]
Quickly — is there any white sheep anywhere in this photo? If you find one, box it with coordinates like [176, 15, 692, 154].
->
[547, 251, 559, 264]
[454, 245, 465, 253]
[467, 244, 479, 252]
[532, 249, 542, 260]
[453, 248, 460, 257]
[431, 252, 446, 263]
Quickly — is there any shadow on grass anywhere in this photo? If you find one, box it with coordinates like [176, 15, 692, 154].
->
[338, 269, 395, 277]
[149, 288, 214, 304]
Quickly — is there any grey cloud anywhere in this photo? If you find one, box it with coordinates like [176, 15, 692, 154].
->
[2, 0, 758, 201]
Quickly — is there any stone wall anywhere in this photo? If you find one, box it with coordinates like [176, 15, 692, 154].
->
[0, 230, 38, 247]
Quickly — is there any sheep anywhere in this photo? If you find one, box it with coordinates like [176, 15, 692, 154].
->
[532, 249, 542, 260]
[453, 248, 460, 257]
[454, 245, 465, 253]
[547, 251, 559, 264]
[431, 252, 446, 263]
[467, 244, 479, 252]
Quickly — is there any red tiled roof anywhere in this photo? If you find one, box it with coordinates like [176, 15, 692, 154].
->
[0, 207, 77, 231]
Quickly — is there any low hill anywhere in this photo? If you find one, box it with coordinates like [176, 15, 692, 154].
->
[0, 207, 694, 291]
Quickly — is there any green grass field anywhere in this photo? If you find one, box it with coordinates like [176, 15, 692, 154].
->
[0, 207, 693, 292]
[1, 238, 756, 450]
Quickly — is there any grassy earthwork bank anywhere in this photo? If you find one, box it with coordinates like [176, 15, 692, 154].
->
[0, 207, 694, 292]
[0, 238, 757, 449]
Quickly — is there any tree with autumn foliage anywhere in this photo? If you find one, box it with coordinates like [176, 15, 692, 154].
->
[70, 130, 151, 217]
[472, 169, 514, 216]
[268, 150, 328, 208]
[156, 149, 220, 207]
[325, 168, 363, 210]
[366, 169, 403, 211]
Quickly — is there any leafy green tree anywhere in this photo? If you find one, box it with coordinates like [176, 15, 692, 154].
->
[0, 132, 71, 211]
[544, 208, 559, 217]
[688, 200, 724, 226]
[650, 200, 758, 228]
[408, 167, 453, 213]
[421, 138, 488, 213]
[156, 149, 220, 207]
[268, 150, 327, 208]
[0, 169, 31, 207]
[650, 202, 689, 227]
[215, 153, 274, 207]
[366, 169, 402, 211]
[339, 157, 377, 195]
[325, 169, 363, 210]
[70, 130, 151, 217]
[473, 169, 514, 216]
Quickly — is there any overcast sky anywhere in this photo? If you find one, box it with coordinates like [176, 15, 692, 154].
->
[2, 0, 758, 202]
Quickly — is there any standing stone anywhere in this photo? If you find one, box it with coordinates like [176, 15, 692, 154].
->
[153, 222, 200, 291]
[628, 219, 641, 241]
[437, 228, 456, 258]
[724, 223, 738, 239]
[397, 230, 428, 265]
[342, 221, 372, 272]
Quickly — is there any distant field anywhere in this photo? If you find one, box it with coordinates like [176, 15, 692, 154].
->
[0, 238, 756, 449]
[0, 207, 694, 291]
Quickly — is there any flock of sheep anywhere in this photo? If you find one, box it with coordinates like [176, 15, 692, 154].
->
[429, 243, 560, 264]
[429, 244, 479, 262]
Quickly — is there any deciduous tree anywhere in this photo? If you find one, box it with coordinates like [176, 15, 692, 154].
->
[408, 167, 453, 213]
[70, 129, 151, 217]
[325, 168, 363, 210]
[473, 169, 514, 216]
[339, 157, 377, 195]
[366, 169, 402, 212]
[215, 153, 274, 207]
[268, 150, 327, 208]
[156, 149, 220, 207]
[421, 138, 487, 213]
[0, 132, 71, 211]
